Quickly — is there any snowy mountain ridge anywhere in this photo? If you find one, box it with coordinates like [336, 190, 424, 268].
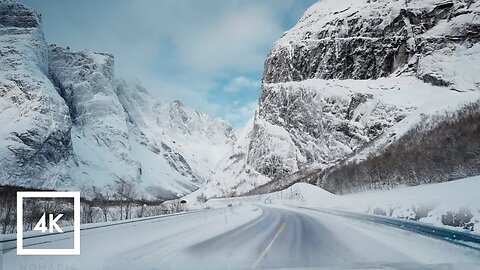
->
[0, 0, 235, 199]
[2, 0, 479, 200]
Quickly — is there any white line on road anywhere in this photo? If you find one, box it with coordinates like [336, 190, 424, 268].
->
[251, 222, 286, 269]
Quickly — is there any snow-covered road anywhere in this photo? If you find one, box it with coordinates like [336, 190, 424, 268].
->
[3, 205, 480, 270]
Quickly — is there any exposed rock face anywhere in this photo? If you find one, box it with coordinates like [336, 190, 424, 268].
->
[0, 0, 236, 199]
[247, 0, 480, 193]
[0, 0, 40, 28]
[263, 0, 480, 91]
[252, 79, 415, 181]
[48, 46, 141, 186]
[0, 0, 72, 188]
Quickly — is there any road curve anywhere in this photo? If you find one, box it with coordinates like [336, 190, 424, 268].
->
[183, 206, 480, 269]
[3, 205, 480, 270]
[186, 206, 425, 269]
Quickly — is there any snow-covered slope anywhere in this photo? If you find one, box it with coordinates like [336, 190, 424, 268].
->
[0, 0, 72, 188]
[115, 80, 235, 198]
[203, 176, 480, 234]
[201, 0, 480, 198]
[185, 117, 270, 199]
[48, 46, 141, 189]
[296, 176, 480, 234]
[0, 0, 235, 199]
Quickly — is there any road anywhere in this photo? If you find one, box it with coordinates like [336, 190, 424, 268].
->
[2, 205, 480, 270]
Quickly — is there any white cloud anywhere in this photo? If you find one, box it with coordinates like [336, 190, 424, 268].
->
[223, 101, 258, 129]
[224, 76, 261, 93]
[23, 0, 315, 129]
[174, 6, 282, 73]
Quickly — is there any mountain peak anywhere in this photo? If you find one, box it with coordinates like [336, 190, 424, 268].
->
[0, 0, 40, 28]
[171, 100, 184, 107]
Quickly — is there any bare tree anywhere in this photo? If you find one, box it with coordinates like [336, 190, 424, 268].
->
[196, 193, 207, 203]
[168, 200, 186, 214]
[113, 178, 138, 220]
[0, 186, 16, 234]
[81, 202, 94, 224]
[93, 186, 111, 222]
[320, 101, 480, 194]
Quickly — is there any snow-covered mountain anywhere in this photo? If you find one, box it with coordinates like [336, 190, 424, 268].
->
[3, 0, 479, 200]
[193, 0, 480, 198]
[0, 0, 72, 187]
[0, 0, 235, 199]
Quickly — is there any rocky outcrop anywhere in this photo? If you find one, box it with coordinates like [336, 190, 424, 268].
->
[264, 0, 480, 90]
[251, 79, 416, 181]
[48, 45, 142, 186]
[0, 0, 40, 28]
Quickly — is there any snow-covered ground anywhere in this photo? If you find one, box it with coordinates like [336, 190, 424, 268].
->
[2, 206, 262, 269]
[3, 203, 480, 270]
[3, 177, 480, 269]
[198, 176, 480, 234]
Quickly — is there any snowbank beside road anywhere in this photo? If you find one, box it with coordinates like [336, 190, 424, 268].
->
[202, 176, 480, 234]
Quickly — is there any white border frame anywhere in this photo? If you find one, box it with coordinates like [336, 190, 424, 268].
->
[17, 191, 80, 255]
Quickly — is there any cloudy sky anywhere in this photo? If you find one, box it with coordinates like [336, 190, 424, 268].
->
[20, 0, 315, 129]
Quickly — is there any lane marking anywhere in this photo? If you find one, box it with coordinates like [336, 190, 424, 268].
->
[251, 222, 286, 269]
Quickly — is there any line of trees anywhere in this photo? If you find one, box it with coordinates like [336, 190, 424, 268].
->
[247, 101, 480, 196]
[319, 101, 480, 194]
[0, 185, 64, 234]
[0, 178, 187, 234]
[80, 178, 186, 224]
[0, 185, 17, 234]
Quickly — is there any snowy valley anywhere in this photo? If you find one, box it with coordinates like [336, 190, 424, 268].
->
[1, 0, 479, 228]
[1, 1, 480, 268]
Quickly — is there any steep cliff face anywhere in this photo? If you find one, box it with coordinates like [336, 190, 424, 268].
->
[0, 1, 72, 188]
[0, 0, 236, 199]
[264, 0, 480, 91]
[252, 79, 413, 178]
[48, 46, 141, 187]
[46, 47, 236, 198]
[200, 0, 480, 198]
[248, 0, 480, 193]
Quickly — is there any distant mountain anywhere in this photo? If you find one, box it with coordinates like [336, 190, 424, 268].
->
[0, 0, 235, 199]
[192, 0, 480, 198]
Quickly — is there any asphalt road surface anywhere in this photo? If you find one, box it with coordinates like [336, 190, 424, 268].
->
[2, 205, 480, 270]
